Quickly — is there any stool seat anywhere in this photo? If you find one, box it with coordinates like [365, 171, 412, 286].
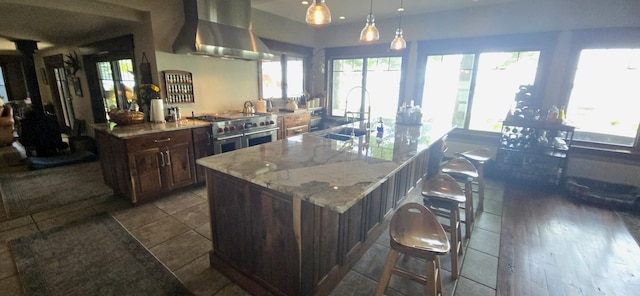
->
[390, 203, 450, 257]
[422, 174, 466, 204]
[422, 173, 465, 279]
[441, 157, 479, 179]
[441, 157, 478, 239]
[457, 148, 491, 213]
[458, 148, 491, 163]
[375, 203, 450, 296]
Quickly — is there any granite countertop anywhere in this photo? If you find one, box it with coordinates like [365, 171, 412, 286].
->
[197, 120, 453, 213]
[92, 119, 211, 139]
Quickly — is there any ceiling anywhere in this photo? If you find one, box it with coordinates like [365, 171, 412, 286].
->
[0, 0, 518, 52]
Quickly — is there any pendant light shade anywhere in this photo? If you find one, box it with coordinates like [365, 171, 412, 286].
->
[390, 28, 406, 50]
[360, 15, 380, 42]
[390, 0, 406, 50]
[306, 0, 331, 26]
[360, 0, 379, 42]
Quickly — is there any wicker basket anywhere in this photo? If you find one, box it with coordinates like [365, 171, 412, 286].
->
[109, 110, 145, 125]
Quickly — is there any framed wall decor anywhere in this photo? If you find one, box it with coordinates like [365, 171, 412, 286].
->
[72, 77, 83, 96]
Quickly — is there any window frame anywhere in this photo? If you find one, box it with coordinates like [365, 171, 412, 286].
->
[325, 43, 410, 119]
[259, 39, 313, 100]
[561, 27, 640, 153]
[416, 32, 557, 135]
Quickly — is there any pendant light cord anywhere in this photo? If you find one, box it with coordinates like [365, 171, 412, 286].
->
[369, 0, 374, 16]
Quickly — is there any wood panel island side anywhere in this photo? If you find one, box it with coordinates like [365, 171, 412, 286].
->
[197, 122, 452, 296]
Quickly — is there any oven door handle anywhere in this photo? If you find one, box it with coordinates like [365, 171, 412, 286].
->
[214, 134, 242, 141]
[243, 128, 279, 136]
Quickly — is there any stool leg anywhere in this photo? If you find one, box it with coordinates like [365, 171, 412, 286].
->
[375, 249, 399, 296]
[435, 256, 443, 295]
[464, 180, 474, 239]
[477, 164, 485, 212]
[450, 206, 460, 279]
[426, 257, 437, 296]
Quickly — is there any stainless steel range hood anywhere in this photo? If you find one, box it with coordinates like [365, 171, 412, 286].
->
[173, 0, 273, 60]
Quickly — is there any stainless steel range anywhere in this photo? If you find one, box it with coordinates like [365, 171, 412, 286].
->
[189, 113, 278, 154]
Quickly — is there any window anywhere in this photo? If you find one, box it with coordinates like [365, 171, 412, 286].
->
[417, 33, 554, 133]
[96, 59, 135, 117]
[421, 51, 541, 132]
[261, 54, 305, 99]
[0, 66, 8, 103]
[329, 57, 403, 120]
[259, 39, 312, 100]
[566, 48, 640, 147]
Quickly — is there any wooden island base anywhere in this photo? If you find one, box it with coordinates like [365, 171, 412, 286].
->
[204, 137, 443, 295]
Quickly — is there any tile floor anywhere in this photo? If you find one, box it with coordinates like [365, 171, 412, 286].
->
[0, 173, 503, 296]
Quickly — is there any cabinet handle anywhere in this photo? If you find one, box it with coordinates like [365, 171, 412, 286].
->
[159, 151, 166, 167]
[207, 132, 212, 145]
[165, 149, 171, 166]
[154, 138, 171, 143]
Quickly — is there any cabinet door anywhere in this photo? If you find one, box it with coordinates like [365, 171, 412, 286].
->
[130, 148, 164, 200]
[164, 141, 196, 190]
[192, 127, 212, 183]
[95, 131, 116, 188]
[277, 117, 285, 140]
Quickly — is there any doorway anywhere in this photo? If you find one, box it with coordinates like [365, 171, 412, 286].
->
[43, 55, 76, 135]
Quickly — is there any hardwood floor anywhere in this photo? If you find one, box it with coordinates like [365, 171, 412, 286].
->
[497, 183, 640, 296]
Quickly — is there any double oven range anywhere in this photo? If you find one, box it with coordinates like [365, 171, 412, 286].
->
[190, 113, 278, 155]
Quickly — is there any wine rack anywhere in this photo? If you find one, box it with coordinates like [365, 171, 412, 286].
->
[495, 120, 575, 185]
[163, 70, 194, 104]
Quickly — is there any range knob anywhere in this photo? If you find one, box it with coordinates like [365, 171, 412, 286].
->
[260, 122, 265, 126]
[224, 127, 229, 132]
[269, 120, 275, 125]
[253, 123, 258, 127]
[230, 126, 236, 131]
[217, 128, 223, 133]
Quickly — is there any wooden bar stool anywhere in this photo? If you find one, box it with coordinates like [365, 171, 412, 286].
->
[421, 174, 466, 279]
[457, 148, 491, 212]
[375, 203, 450, 296]
[441, 157, 478, 239]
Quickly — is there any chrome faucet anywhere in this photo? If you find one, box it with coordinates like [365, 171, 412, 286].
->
[344, 86, 372, 138]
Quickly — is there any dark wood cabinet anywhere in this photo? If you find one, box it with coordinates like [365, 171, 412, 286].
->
[96, 129, 196, 204]
[192, 126, 213, 183]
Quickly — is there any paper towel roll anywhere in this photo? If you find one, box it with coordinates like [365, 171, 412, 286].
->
[150, 99, 165, 123]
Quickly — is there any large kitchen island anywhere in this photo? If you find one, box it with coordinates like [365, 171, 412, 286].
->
[197, 121, 452, 295]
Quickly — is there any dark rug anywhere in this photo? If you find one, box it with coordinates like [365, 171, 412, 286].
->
[9, 213, 193, 296]
[618, 210, 640, 246]
[0, 160, 112, 218]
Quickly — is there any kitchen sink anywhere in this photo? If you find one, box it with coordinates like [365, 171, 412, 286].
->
[335, 128, 368, 137]
[321, 133, 353, 141]
[319, 128, 369, 141]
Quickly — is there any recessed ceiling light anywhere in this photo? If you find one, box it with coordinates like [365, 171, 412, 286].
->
[301, 1, 309, 5]
[397, 7, 404, 12]
[339, 16, 346, 20]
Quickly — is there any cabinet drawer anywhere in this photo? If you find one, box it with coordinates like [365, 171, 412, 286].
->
[285, 125, 309, 138]
[282, 113, 310, 126]
[126, 129, 192, 151]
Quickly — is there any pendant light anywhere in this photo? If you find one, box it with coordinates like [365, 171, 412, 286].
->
[306, 0, 331, 26]
[359, 0, 379, 42]
[390, 0, 406, 50]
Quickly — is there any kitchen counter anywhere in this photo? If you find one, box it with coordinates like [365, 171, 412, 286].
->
[197, 120, 451, 213]
[198, 120, 451, 295]
[92, 119, 211, 139]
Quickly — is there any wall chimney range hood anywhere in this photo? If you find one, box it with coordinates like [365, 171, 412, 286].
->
[173, 0, 273, 60]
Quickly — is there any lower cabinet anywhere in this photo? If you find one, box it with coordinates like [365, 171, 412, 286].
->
[96, 129, 196, 204]
[192, 126, 213, 183]
[278, 112, 311, 139]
